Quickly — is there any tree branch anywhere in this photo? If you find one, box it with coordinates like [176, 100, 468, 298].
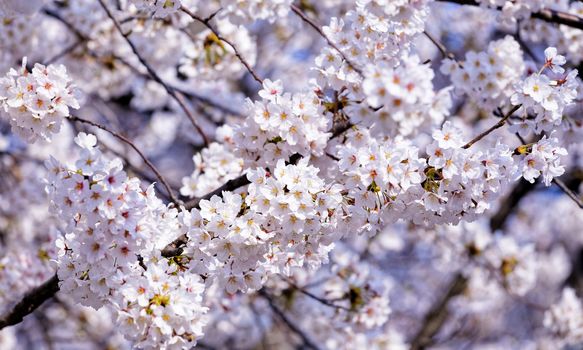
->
[258, 289, 323, 350]
[423, 31, 456, 60]
[410, 273, 469, 350]
[489, 179, 537, 231]
[180, 6, 264, 85]
[43, 39, 85, 65]
[0, 274, 59, 330]
[552, 177, 583, 209]
[283, 277, 353, 312]
[462, 105, 521, 149]
[97, 0, 210, 146]
[290, 4, 363, 76]
[69, 115, 180, 206]
[437, 0, 583, 31]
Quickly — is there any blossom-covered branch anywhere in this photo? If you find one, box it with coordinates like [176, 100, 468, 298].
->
[1, 1, 583, 349]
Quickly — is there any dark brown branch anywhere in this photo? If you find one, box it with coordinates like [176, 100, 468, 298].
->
[410, 273, 469, 350]
[490, 179, 536, 231]
[43, 8, 87, 40]
[181, 89, 244, 118]
[283, 277, 352, 312]
[0, 274, 59, 330]
[43, 40, 85, 65]
[69, 115, 180, 205]
[553, 177, 583, 209]
[97, 0, 210, 146]
[462, 105, 521, 149]
[258, 289, 323, 350]
[180, 120, 353, 212]
[437, 0, 583, 31]
[184, 173, 251, 210]
[290, 4, 363, 76]
[180, 6, 263, 85]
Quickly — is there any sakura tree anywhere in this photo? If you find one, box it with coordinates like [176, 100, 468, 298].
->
[1, 0, 583, 349]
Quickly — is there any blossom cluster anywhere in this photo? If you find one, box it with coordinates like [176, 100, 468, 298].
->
[431, 222, 538, 296]
[333, 123, 516, 228]
[45, 133, 207, 349]
[219, 0, 293, 24]
[0, 0, 45, 17]
[1, 1, 583, 349]
[231, 79, 331, 167]
[516, 133, 567, 185]
[181, 158, 345, 294]
[511, 47, 579, 135]
[316, 0, 431, 89]
[361, 56, 451, 136]
[265, 247, 396, 349]
[179, 19, 256, 80]
[476, 0, 552, 24]
[180, 141, 243, 198]
[115, 260, 208, 349]
[0, 16, 40, 73]
[441, 36, 525, 111]
[0, 235, 56, 315]
[0, 59, 80, 143]
[129, 0, 183, 18]
[47, 133, 157, 308]
[544, 287, 583, 346]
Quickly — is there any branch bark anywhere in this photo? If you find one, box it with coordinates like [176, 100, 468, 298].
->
[181, 6, 264, 85]
[259, 289, 323, 350]
[97, 0, 210, 146]
[437, 0, 583, 31]
[290, 4, 363, 76]
[462, 105, 521, 149]
[69, 115, 181, 206]
[410, 273, 469, 350]
[0, 274, 59, 330]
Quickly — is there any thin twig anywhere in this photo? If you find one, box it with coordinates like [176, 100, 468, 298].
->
[515, 26, 538, 62]
[69, 115, 180, 205]
[183, 173, 251, 210]
[180, 6, 263, 85]
[423, 31, 456, 60]
[46, 7, 240, 119]
[43, 8, 87, 39]
[462, 105, 521, 149]
[97, 0, 209, 146]
[99, 139, 176, 202]
[290, 4, 363, 76]
[43, 40, 85, 65]
[258, 290, 322, 350]
[283, 277, 352, 312]
[203, 8, 222, 23]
